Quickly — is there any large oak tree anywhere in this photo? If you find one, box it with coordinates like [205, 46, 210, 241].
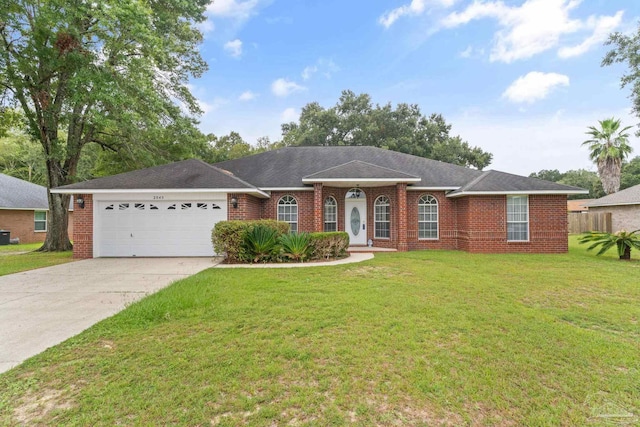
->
[280, 90, 493, 170]
[0, 0, 208, 251]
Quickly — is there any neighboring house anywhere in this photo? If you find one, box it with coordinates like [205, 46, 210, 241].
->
[52, 146, 586, 259]
[567, 199, 593, 213]
[586, 184, 640, 232]
[0, 173, 74, 244]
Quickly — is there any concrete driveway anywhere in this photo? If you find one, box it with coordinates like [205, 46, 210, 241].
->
[0, 258, 217, 374]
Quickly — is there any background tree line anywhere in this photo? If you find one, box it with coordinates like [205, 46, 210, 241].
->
[529, 155, 640, 199]
[1, 89, 493, 186]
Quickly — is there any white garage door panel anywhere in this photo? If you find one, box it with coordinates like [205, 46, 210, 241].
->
[97, 200, 227, 257]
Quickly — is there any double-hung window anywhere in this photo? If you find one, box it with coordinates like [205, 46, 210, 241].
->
[374, 196, 390, 239]
[278, 196, 298, 232]
[507, 196, 528, 241]
[418, 195, 438, 239]
[34, 211, 47, 232]
[324, 197, 337, 232]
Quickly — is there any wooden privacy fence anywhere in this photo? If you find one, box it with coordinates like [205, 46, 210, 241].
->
[568, 212, 612, 234]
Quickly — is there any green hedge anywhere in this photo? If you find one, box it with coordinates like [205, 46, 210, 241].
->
[212, 220, 290, 262]
[309, 232, 349, 260]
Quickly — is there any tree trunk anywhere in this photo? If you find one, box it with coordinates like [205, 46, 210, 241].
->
[598, 157, 622, 195]
[39, 192, 73, 251]
[38, 155, 74, 252]
[620, 245, 631, 260]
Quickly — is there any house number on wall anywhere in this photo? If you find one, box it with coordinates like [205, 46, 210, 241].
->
[152, 196, 165, 200]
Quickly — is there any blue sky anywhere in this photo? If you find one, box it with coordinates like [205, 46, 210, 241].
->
[191, 0, 640, 176]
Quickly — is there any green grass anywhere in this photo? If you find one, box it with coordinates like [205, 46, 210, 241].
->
[0, 242, 42, 253]
[0, 237, 638, 425]
[0, 246, 73, 276]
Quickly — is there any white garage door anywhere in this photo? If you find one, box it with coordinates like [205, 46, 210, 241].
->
[96, 200, 227, 257]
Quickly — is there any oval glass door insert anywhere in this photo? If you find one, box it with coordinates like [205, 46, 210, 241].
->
[350, 207, 361, 236]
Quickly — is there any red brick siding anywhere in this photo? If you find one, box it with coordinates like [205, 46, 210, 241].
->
[262, 191, 316, 232]
[72, 194, 93, 259]
[227, 194, 261, 220]
[406, 191, 459, 251]
[456, 195, 568, 253]
[0, 210, 73, 244]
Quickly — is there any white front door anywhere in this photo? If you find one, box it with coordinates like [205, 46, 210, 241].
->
[345, 199, 367, 245]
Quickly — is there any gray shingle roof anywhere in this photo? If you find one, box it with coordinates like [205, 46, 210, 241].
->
[587, 183, 640, 207]
[447, 170, 586, 196]
[51, 147, 589, 196]
[303, 160, 420, 181]
[0, 173, 49, 210]
[216, 146, 481, 188]
[54, 159, 262, 192]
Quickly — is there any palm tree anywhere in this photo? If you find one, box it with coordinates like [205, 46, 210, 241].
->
[582, 118, 634, 194]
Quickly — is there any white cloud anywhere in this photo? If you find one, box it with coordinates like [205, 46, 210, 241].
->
[459, 45, 473, 58]
[302, 65, 318, 81]
[442, 0, 623, 63]
[502, 71, 570, 104]
[238, 90, 258, 101]
[301, 58, 340, 81]
[271, 78, 306, 97]
[224, 39, 243, 58]
[281, 107, 299, 123]
[207, 0, 260, 19]
[379, 0, 456, 28]
[558, 11, 624, 58]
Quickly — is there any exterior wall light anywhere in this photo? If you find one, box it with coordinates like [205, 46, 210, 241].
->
[77, 196, 85, 209]
[230, 196, 238, 209]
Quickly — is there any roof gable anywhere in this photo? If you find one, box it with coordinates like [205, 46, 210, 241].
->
[302, 160, 420, 183]
[54, 159, 264, 194]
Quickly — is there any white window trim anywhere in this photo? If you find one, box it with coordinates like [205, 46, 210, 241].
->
[418, 194, 439, 240]
[374, 195, 391, 239]
[507, 195, 529, 242]
[324, 196, 337, 232]
[34, 210, 47, 233]
[277, 195, 298, 232]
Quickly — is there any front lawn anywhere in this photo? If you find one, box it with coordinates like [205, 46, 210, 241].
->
[0, 238, 638, 425]
[0, 242, 42, 253]
[0, 247, 73, 276]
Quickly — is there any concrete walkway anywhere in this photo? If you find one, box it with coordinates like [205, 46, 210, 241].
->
[0, 258, 216, 374]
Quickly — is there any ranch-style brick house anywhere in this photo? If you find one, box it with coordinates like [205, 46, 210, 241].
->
[52, 146, 587, 259]
[0, 173, 73, 244]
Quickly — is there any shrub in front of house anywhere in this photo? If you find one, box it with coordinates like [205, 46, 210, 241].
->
[243, 224, 280, 263]
[309, 232, 349, 260]
[279, 232, 313, 262]
[212, 220, 290, 262]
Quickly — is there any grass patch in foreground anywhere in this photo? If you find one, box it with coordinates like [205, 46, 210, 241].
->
[0, 242, 42, 253]
[0, 239, 638, 425]
[0, 250, 73, 276]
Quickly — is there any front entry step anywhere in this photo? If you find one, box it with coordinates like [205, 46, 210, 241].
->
[347, 246, 397, 253]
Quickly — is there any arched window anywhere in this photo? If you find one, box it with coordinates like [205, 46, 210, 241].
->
[374, 195, 390, 239]
[418, 194, 438, 239]
[278, 195, 298, 232]
[345, 188, 365, 199]
[324, 196, 337, 232]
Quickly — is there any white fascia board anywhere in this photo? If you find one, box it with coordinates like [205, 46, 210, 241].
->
[302, 177, 421, 184]
[408, 187, 459, 191]
[446, 190, 589, 198]
[588, 201, 640, 207]
[51, 188, 270, 198]
[260, 187, 314, 191]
